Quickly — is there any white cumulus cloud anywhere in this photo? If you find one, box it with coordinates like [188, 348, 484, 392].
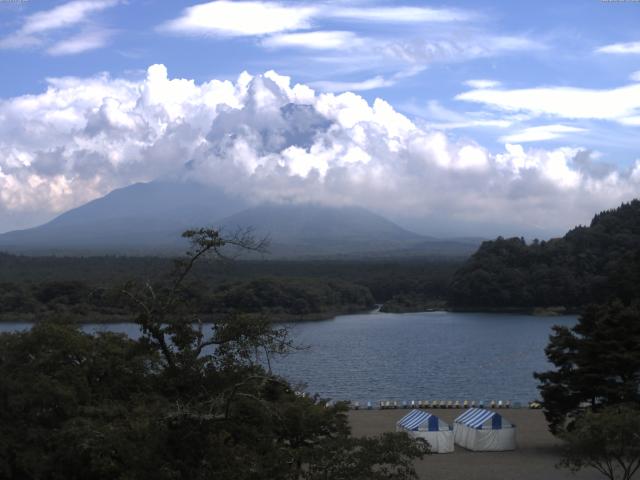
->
[0, 65, 638, 236]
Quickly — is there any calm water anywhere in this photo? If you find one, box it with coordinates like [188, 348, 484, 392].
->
[0, 311, 576, 404]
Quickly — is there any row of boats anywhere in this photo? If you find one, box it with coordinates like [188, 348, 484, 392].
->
[352, 399, 520, 410]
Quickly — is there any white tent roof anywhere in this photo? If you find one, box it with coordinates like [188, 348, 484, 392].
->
[454, 408, 513, 429]
[397, 409, 451, 431]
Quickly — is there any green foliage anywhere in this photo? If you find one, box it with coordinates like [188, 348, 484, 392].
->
[449, 200, 640, 308]
[208, 277, 374, 316]
[558, 405, 640, 480]
[534, 301, 640, 433]
[0, 228, 424, 479]
[302, 432, 426, 480]
[0, 322, 161, 479]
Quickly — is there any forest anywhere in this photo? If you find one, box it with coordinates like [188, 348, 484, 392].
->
[0, 253, 460, 322]
[448, 200, 640, 310]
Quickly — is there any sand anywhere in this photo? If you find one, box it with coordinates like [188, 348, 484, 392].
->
[348, 409, 604, 480]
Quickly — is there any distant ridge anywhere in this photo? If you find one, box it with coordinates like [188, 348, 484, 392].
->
[0, 181, 479, 257]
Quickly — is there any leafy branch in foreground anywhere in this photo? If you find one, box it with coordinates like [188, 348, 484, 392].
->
[121, 227, 274, 370]
[558, 405, 640, 480]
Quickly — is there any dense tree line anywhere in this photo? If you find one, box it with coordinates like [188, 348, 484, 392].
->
[0, 277, 374, 322]
[0, 254, 460, 321]
[449, 200, 640, 309]
[208, 277, 374, 316]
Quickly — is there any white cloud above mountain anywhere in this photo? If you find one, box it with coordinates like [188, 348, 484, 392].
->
[500, 125, 587, 143]
[0, 65, 638, 235]
[154, 1, 542, 99]
[46, 28, 113, 56]
[262, 31, 362, 50]
[326, 6, 474, 23]
[464, 79, 502, 89]
[384, 36, 542, 65]
[456, 83, 640, 125]
[160, 1, 474, 38]
[160, 1, 315, 37]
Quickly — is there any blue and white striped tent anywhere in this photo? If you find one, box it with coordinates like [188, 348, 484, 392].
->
[454, 408, 516, 451]
[396, 410, 454, 453]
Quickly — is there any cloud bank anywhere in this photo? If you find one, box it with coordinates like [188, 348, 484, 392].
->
[0, 65, 638, 235]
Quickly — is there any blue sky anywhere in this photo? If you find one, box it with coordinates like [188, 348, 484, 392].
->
[0, 0, 639, 236]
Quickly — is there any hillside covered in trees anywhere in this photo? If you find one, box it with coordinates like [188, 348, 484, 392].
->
[449, 200, 640, 309]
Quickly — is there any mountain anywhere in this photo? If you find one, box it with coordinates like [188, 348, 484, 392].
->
[217, 203, 429, 257]
[0, 181, 479, 257]
[0, 182, 246, 255]
[449, 199, 640, 309]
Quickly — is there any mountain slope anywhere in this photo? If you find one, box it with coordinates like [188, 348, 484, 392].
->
[218, 203, 428, 256]
[449, 199, 640, 308]
[0, 181, 246, 254]
[0, 181, 477, 257]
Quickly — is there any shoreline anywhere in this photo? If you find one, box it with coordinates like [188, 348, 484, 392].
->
[0, 306, 376, 325]
[0, 306, 579, 324]
[382, 305, 581, 316]
[349, 409, 600, 480]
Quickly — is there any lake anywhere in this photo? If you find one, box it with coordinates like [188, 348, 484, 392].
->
[0, 311, 575, 404]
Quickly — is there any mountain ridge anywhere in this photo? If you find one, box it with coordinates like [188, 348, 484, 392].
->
[0, 181, 479, 257]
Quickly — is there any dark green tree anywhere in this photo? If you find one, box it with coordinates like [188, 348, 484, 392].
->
[0, 322, 162, 479]
[558, 404, 640, 480]
[534, 301, 640, 433]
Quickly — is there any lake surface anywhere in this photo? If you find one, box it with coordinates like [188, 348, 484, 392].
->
[0, 311, 576, 404]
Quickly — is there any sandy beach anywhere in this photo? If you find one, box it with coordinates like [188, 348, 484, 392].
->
[348, 409, 603, 480]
